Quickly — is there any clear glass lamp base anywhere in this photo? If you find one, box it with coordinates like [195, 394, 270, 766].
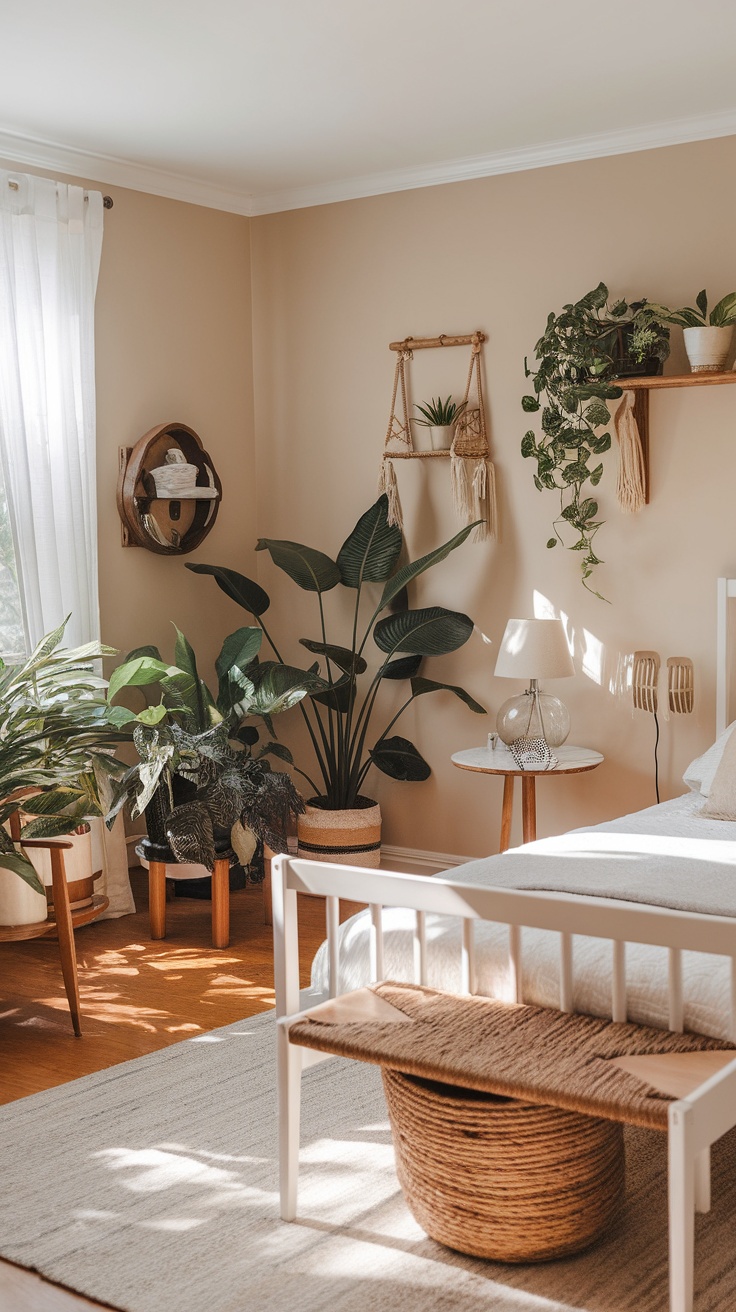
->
[496, 691, 571, 748]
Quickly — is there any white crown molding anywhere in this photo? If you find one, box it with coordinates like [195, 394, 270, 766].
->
[0, 127, 254, 216]
[2, 107, 736, 218]
[249, 108, 736, 215]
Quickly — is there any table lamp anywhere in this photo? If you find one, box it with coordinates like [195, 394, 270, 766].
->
[494, 618, 575, 748]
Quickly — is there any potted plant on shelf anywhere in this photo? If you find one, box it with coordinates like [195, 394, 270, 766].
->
[521, 283, 670, 599]
[0, 620, 127, 925]
[641, 289, 736, 373]
[104, 626, 310, 875]
[187, 494, 486, 866]
[413, 396, 467, 451]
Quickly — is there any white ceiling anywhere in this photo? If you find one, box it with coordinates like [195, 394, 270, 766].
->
[2, 0, 736, 215]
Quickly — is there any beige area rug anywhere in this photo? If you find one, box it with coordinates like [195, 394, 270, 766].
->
[1, 1012, 736, 1312]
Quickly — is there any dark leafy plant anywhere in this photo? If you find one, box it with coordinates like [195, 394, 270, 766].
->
[187, 495, 486, 811]
[643, 289, 736, 328]
[521, 283, 669, 599]
[105, 625, 311, 868]
[414, 396, 467, 427]
[0, 620, 127, 894]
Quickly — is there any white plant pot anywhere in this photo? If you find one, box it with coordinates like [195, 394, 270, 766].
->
[0, 869, 47, 926]
[28, 829, 96, 912]
[683, 325, 734, 373]
[428, 424, 455, 451]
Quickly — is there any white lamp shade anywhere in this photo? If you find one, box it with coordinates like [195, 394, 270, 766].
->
[494, 618, 574, 680]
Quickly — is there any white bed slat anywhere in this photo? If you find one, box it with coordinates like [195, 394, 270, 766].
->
[669, 947, 684, 1032]
[509, 924, 522, 1003]
[559, 932, 573, 1012]
[461, 919, 476, 995]
[369, 903, 384, 983]
[611, 940, 626, 1023]
[326, 896, 340, 999]
[730, 958, 736, 1044]
[414, 910, 428, 985]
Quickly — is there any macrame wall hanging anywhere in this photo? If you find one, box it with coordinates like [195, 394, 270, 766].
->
[613, 390, 647, 514]
[377, 331, 497, 542]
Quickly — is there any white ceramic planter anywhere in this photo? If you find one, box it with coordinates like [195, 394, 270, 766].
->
[428, 424, 455, 451]
[27, 829, 96, 912]
[683, 325, 734, 373]
[297, 798, 382, 868]
[0, 869, 47, 926]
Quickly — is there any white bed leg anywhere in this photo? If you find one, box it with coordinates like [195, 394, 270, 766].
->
[694, 1146, 711, 1214]
[278, 1022, 302, 1222]
[668, 1103, 695, 1312]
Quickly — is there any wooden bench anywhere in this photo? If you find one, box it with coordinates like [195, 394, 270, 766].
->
[273, 853, 736, 1312]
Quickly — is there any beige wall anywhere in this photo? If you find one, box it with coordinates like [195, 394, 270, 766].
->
[0, 156, 256, 686]
[250, 136, 736, 855]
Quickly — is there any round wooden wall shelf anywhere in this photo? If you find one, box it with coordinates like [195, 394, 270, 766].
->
[117, 422, 222, 554]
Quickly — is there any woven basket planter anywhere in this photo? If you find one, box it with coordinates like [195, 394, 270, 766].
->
[297, 797, 381, 867]
[382, 1068, 625, 1263]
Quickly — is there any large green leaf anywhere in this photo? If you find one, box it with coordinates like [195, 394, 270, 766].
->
[380, 653, 423, 681]
[107, 656, 173, 703]
[378, 523, 480, 611]
[410, 677, 486, 714]
[0, 851, 44, 895]
[248, 662, 326, 715]
[369, 736, 431, 781]
[256, 538, 341, 593]
[186, 563, 271, 617]
[124, 644, 163, 663]
[374, 607, 474, 657]
[299, 639, 367, 676]
[710, 292, 736, 326]
[336, 495, 403, 588]
[311, 675, 354, 713]
[172, 627, 207, 729]
[216, 627, 263, 684]
[20, 814, 87, 838]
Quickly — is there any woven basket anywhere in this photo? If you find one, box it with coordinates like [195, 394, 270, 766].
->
[382, 1068, 625, 1263]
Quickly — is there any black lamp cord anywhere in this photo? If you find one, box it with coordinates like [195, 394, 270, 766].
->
[653, 711, 660, 805]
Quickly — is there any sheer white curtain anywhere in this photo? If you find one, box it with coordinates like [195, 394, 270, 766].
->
[0, 169, 133, 916]
[0, 170, 101, 649]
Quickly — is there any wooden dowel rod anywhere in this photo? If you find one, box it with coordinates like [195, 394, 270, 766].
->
[389, 332, 486, 352]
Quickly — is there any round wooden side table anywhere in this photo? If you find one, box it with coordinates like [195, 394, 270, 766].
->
[451, 744, 604, 851]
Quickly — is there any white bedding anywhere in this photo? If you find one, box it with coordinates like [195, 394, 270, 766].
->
[311, 792, 736, 1041]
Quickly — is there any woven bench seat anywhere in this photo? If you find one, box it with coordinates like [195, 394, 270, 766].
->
[287, 981, 735, 1132]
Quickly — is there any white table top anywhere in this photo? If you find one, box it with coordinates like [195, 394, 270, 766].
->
[451, 744, 604, 775]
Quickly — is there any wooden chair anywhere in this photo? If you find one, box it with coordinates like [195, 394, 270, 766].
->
[0, 837, 108, 1036]
[273, 854, 736, 1312]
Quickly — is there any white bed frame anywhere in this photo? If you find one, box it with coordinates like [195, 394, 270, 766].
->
[274, 577, 736, 1312]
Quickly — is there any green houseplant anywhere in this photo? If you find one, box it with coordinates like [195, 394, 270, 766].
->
[642, 290, 736, 373]
[0, 620, 126, 920]
[521, 283, 669, 599]
[105, 625, 310, 872]
[413, 396, 467, 451]
[187, 495, 485, 863]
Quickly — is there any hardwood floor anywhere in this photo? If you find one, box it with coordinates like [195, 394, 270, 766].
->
[0, 867, 362, 1310]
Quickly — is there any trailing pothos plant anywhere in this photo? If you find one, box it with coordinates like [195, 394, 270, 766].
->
[0, 620, 127, 894]
[521, 283, 669, 599]
[104, 626, 315, 869]
[187, 494, 486, 812]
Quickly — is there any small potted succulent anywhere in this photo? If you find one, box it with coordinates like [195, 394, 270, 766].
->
[413, 396, 467, 451]
[644, 290, 736, 373]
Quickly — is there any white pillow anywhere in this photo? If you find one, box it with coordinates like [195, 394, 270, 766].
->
[683, 721, 736, 797]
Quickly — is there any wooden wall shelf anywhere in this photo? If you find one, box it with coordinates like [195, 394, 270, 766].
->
[117, 422, 222, 554]
[617, 370, 736, 502]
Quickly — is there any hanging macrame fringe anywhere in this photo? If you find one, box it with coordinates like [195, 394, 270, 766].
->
[451, 456, 497, 541]
[378, 456, 403, 529]
[614, 391, 646, 514]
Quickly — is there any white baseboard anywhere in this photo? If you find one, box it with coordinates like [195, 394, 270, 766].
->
[380, 844, 473, 873]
